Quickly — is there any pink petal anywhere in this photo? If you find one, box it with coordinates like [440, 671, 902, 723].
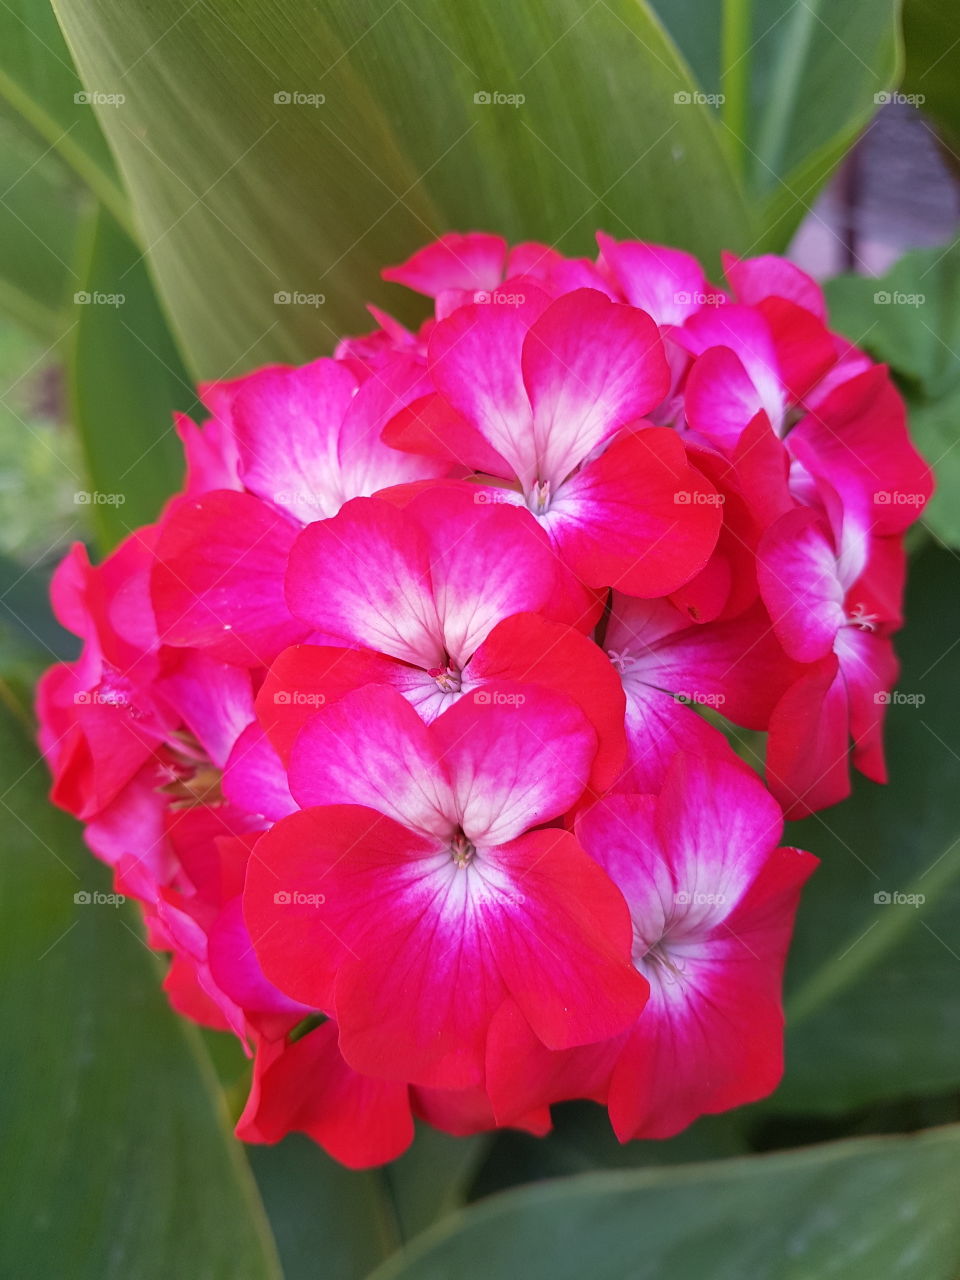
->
[256, 644, 416, 760]
[654, 753, 786, 918]
[428, 290, 550, 490]
[154, 650, 254, 768]
[383, 392, 515, 478]
[335, 355, 452, 497]
[684, 346, 765, 450]
[152, 491, 303, 666]
[468, 612, 627, 794]
[243, 804, 444, 1012]
[607, 842, 816, 1139]
[836, 625, 898, 784]
[758, 508, 844, 663]
[596, 232, 711, 324]
[549, 427, 722, 597]
[231, 359, 359, 520]
[237, 1021, 413, 1168]
[382, 232, 507, 297]
[522, 289, 669, 487]
[616, 680, 737, 792]
[613, 596, 798, 729]
[431, 683, 597, 845]
[285, 497, 444, 669]
[222, 723, 297, 822]
[722, 250, 826, 319]
[407, 485, 557, 666]
[757, 297, 836, 403]
[789, 366, 933, 535]
[481, 828, 648, 1050]
[766, 654, 850, 817]
[288, 685, 453, 836]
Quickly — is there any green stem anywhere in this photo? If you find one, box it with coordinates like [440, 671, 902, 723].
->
[721, 0, 751, 173]
[788, 831, 960, 1024]
[754, 0, 820, 182]
[0, 69, 136, 242]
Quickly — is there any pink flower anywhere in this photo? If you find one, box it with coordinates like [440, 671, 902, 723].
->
[151, 354, 453, 667]
[759, 501, 900, 816]
[486, 754, 817, 1138]
[37, 229, 932, 1166]
[386, 286, 722, 597]
[243, 685, 648, 1089]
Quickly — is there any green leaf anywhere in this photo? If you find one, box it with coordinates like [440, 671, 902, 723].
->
[248, 1124, 486, 1278]
[825, 242, 960, 399]
[51, 0, 751, 377]
[383, 1128, 489, 1240]
[0, 705, 282, 1280]
[907, 390, 960, 548]
[68, 207, 189, 548]
[902, 0, 960, 153]
[249, 1137, 399, 1280]
[824, 241, 960, 546]
[470, 1106, 749, 1201]
[0, 0, 130, 232]
[649, 0, 902, 246]
[774, 547, 960, 1112]
[367, 1126, 960, 1280]
[0, 116, 90, 339]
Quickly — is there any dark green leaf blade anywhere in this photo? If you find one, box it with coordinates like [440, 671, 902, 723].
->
[367, 1126, 960, 1280]
[0, 0, 129, 229]
[68, 207, 189, 548]
[775, 546, 960, 1112]
[0, 706, 282, 1280]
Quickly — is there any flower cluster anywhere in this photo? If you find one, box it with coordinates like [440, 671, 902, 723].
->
[39, 232, 931, 1167]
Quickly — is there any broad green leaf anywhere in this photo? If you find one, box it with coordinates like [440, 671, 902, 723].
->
[774, 547, 960, 1112]
[248, 1124, 486, 1278]
[368, 1126, 960, 1280]
[824, 241, 960, 546]
[250, 1137, 400, 1280]
[68, 207, 189, 548]
[470, 1107, 749, 1201]
[650, 0, 902, 246]
[908, 391, 960, 548]
[902, 0, 960, 152]
[384, 1128, 489, 1240]
[0, 706, 282, 1280]
[0, 0, 130, 232]
[825, 242, 960, 400]
[51, 0, 751, 377]
[0, 551, 76, 672]
[0, 116, 90, 339]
